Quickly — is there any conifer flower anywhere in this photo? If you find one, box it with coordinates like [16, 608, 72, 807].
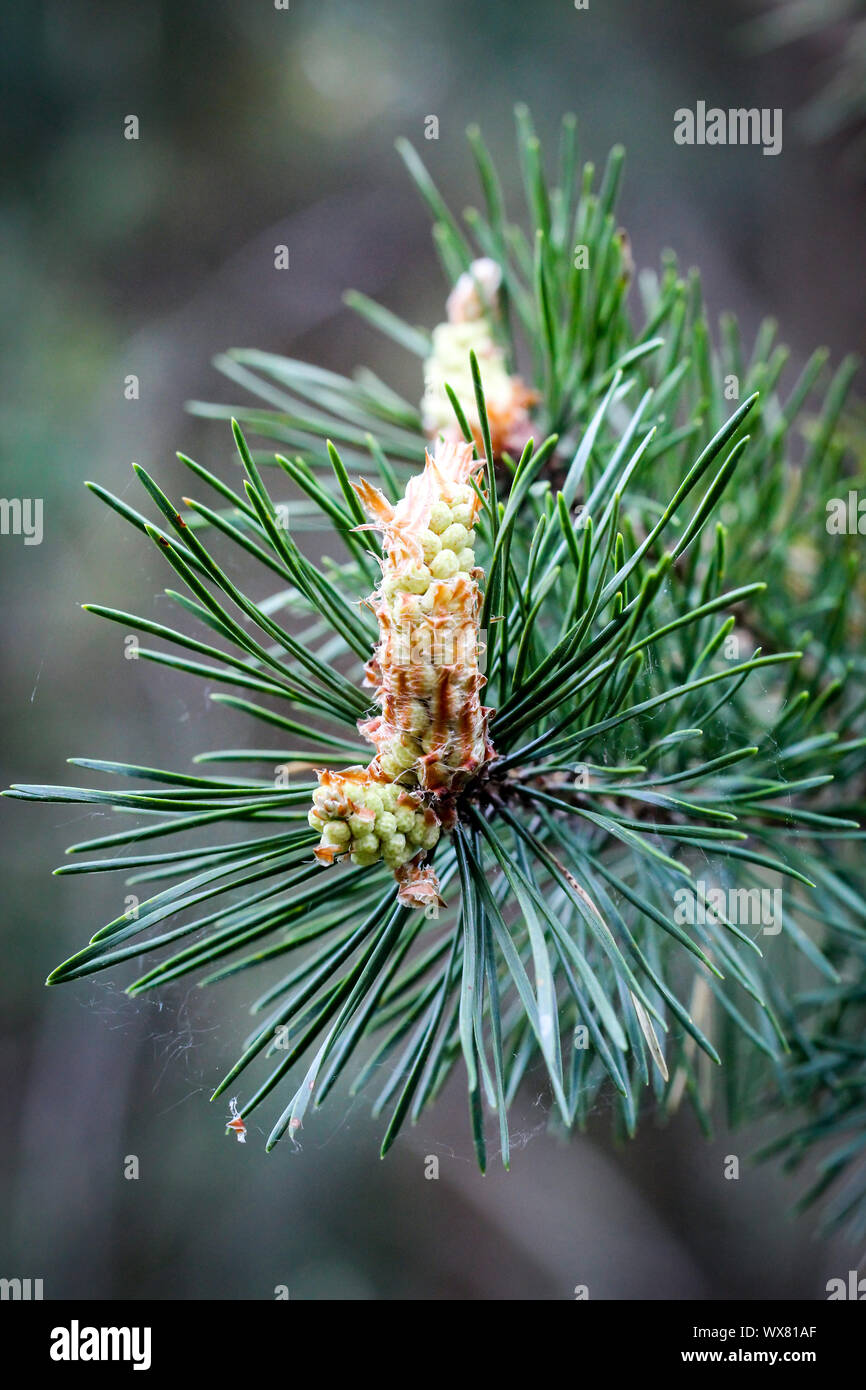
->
[354, 437, 494, 796]
[308, 438, 495, 905]
[308, 768, 439, 871]
[421, 257, 536, 458]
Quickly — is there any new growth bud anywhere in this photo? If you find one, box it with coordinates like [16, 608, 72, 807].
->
[354, 438, 495, 796]
[421, 257, 536, 457]
[307, 439, 496, 907]
[310, 769, 439, 874]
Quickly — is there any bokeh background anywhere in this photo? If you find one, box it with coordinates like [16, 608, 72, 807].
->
[2, 0, 864, 1300]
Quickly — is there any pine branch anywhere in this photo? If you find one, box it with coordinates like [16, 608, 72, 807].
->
[7, 110, 866, 1239]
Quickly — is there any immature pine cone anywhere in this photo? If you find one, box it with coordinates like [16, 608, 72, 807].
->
[354, 437, 495, 795]
[307, 439, 496, 907]
[421, 257, 535, 458]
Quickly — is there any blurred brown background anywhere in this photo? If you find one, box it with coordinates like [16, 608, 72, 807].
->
[1, 0, 864, 1299]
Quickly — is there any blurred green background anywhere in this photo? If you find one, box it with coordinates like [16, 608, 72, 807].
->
[2, 0, 864, 1299]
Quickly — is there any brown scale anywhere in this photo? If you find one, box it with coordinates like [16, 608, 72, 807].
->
[386, 665, 409, 725]
[434, 667, 456, 744]
[457, 679, 479, 759]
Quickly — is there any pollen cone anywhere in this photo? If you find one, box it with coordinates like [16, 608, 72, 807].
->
[307, 439, 497, 906]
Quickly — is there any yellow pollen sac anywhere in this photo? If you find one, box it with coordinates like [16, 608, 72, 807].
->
[420, 529, 442, 562]
[398, 563, 432, 595]
[439, 522, 471, 553]
[430, 550, 459, 581]
[428, 501, 453, 535]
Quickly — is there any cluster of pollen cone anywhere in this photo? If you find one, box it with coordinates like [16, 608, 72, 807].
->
[308, 260, 532, 908]
[422, 257, 535, 458]
[309, 439, 496, 908]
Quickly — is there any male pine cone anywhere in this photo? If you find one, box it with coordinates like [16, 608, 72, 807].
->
[308, 439, 495, 908]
